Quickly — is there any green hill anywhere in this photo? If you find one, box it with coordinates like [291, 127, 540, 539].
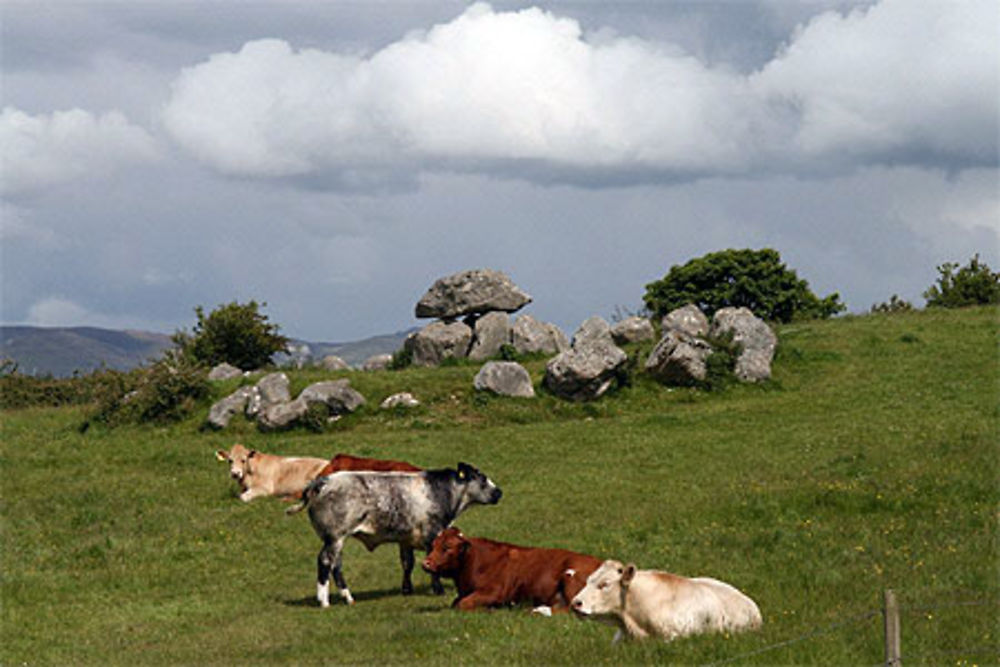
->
[1, 306, 996, 664]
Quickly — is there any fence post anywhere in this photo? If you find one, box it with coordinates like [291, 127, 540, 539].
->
[883, 589, 901, 666]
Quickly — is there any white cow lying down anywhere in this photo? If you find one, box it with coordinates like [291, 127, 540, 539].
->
[216, 443, 327, 502]
[571, 559, 762, 642]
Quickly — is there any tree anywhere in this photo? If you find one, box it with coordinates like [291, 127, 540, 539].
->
[173, 300, 289, 370]
[923, 254, 1000, 308]
[643, 248, 844, 323]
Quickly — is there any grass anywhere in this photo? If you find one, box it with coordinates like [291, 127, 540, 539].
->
[2, 306, 997, 665]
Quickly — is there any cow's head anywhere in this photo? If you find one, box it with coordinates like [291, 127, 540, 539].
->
[455, 462, 502, 505]
[215, 443, 255, 484]
[571, 559, 634, 620]
[422, 527, 468, 576]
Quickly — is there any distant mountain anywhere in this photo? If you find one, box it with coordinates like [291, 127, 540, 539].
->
[0, 325, 415, 378]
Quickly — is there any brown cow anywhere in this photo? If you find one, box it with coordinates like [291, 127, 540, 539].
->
[421, 527, 601, 613]
[216, 445, 421, 502]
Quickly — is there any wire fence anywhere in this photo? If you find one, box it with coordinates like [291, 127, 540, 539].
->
[702, 589, 999, 666]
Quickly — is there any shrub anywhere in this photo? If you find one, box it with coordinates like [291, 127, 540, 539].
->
[644, 248, 844, 323]
[701, 331, 742, 392]
[871, 294, 914, 314]
[85, 351, 210, 428]
[173, 300, 288, 371]
[923, 254, 1000, 308]
[0, 360, 113, 409]
[389, 346, 413, 370]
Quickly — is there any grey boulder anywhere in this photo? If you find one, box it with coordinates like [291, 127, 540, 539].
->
[474, 361, 535, 398]
[300, 380, 366, 414]
[511, 314, 568, 355]
[710, 307, 777, 382]
[415, 269, 532, 319]
[611, 316, 655, 345]
[661, 304, 710, 338]
[406, 320, 473, 367]
[645, 331, 713, 385]
[206, 386, 254, 429]
[468, 312, 512, 361]
[208, 363, 243, 381]
[257, 397, 309, 431]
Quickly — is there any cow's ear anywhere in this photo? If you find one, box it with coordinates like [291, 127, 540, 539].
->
[621, 564, 637, 588]
[215, 450, 228, 462]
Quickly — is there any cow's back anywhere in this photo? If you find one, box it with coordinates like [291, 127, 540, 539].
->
[629, 572, 761, 639]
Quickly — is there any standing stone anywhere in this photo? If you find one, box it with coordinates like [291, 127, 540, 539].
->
[572, 316, 615, 349]
[206, 386, 254, 429]
[320, 355, 351, 372]
[415, 269, 532, 319]
[300, 380, 366, 414]
[661, 304, 710, 338]
[511, 315, 568, 355]
[246, 372, 290, 417]
[611, 316, 656, 345]
[645, 331, 713, 385]
[710, 307, 777, 382]
[468, 312, 512, 361]
[474, 361, 535, 398]
[405, 320, 473, 367]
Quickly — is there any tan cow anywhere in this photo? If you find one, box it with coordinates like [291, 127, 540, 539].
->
[571, 559, 762, 643]
[215, 443, 328, 502]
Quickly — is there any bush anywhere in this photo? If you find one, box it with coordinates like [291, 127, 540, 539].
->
[173, 300, 288, 371]
[0, 360, 113, 409]
[923, 254, 1000, 308]
[871, 294, 914, 314]
[644, 248, 844, 323]
[85, 351, 210, 428]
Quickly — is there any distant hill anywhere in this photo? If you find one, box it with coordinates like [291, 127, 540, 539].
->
[0, 326, 414, 378]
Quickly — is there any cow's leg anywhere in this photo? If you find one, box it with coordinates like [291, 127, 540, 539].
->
[317, 537, 353, 607]
[399, 545, 415, 595]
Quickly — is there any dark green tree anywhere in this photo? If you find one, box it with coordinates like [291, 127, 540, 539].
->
[643, 248, 844, 323]
[923, 254, 1000, 308]
[173, 300, 289, 370]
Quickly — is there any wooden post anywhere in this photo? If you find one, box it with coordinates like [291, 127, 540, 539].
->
[883, 589, 901, 667]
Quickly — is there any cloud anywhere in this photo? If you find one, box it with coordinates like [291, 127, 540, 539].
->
[0, 107, 161, 197]
[161, 1, 996, 189]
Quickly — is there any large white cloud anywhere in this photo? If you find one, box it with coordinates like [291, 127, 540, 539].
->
[0, 107, 161, 197]
[161, 1, 997, 187]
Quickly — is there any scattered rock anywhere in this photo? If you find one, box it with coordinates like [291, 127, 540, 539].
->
[710, 307, 777, 382]
[415, 269, 532, 319]
[544, 318, 628, 402]
[468, 312, 512, 361]
[258, 397, 309, 431]
[406, 320, 473, 367]
[300, 380, 366, 414]
[206, 386, 254, 429]
[320, 355, 351, 372]
[645, 331, 713, 385]
[474, 361, 535, 398]
[572, 316, 615, 349]
[208, 363, 243, 381]
[380, 392, 420, 409]
[662, 304, 710, 338]
[512, 314, 569, 355]
[247, 372, 290, 417]
[611, 316, 655, 345]
[362, 354, 393, 372]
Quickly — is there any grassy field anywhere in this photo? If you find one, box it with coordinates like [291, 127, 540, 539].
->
[2, 306, 997, 665]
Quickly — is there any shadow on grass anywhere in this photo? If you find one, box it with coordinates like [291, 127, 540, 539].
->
[282, 584, 446, 607]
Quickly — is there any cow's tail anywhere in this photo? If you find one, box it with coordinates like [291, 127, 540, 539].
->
[285, 476, 327, 516]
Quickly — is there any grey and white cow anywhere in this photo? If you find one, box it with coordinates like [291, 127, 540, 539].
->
[288, 462, 502, 606]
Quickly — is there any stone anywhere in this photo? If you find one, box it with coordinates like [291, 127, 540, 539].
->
[208, 363, 243, 381]
[710, 307, 777, 382]
[405, 320, 473, 367]
[511, 314, 568, 355]
[246, 372, 290, 417]
[468, 312, 512, 361]
[257, 397, 309, 431]
[645, 331, 713, 385]
[474, 361, 535, 398]
[380, 392, 420, 409]
[299, 380, 366, 414]
[320, 355, 351, 371]
[206, 386, 254, 429]
[415, 269, 532, 319]
[572, 316, 616, 349]
[362, 354, 393, 372]
[662, 304, 710, 338]
[543, 341, 628, 401]
[611, 316, 655, 345]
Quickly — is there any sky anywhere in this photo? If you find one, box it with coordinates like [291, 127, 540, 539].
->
[2, 0, 997, 343]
